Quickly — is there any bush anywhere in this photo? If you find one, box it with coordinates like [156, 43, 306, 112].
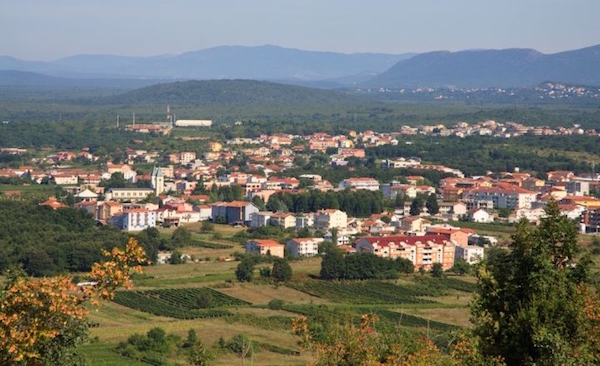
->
[268, 299, 285, 310]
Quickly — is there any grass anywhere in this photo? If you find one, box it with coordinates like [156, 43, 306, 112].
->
[218, 283, 328, 305]
[86, 248, 477, 365]
[79, 342, 149, 366]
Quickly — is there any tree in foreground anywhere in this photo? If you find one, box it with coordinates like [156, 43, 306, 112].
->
[0, 238, 147, 365]
[470, 200, 600, 365]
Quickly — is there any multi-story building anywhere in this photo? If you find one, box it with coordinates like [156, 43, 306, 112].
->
[245, 239, 285, 258]
[106, 188, 154, 202]
[454, 245, 485, 264]
[211, 201, 259, 225]
[338, 177, 380, 191]
[582, 208, 600, 233]
[354, 235, 455, 270]
[314, 209, 347, 231]
[463, 184, 537, 209]
[109, 209, 156, 232]
[286, 238, 324, 257]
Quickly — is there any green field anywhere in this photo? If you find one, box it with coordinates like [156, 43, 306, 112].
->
[79, 248, 477, 365]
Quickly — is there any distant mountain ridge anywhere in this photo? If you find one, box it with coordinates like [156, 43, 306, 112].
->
[0, 45, 412, 85]
[98, 79, 363, 106]
[365, 44, 600, 88]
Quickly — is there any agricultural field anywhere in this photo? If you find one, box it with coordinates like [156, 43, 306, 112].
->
[82, 245, 477, 365]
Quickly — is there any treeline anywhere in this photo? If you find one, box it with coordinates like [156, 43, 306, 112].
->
[267, 189, 384, 217]
[368, 135, 594, 176]
[284, 164, 454, 186]
[320, 246, 413, 280]
[0, 120, 155, 152]
[0, 200, 163, 276]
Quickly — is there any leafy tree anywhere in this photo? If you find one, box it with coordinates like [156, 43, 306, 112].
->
[259, 266, 271, 278]
[271, 259, 293, 282]
[169, 249, 184, 265]
[0, 238, 146, 365]
[471, 200, 600, 365]
[397, 258, 415, 275]
[450, 258, 470, 276]
[252, 196, 267, 211]
[268, 299, 284, 310]
[319, 244, 344, 280]
[431, 262, 444, 278]
[196, 291, 213, 308]
[292, 314, 459, 366]
[183, 329, 198, 348]
[187, 339, 213, 366]
[426, 193, 440, 215]
[409, 197, 423, 216]
[235, 260, 254, 282]
[200, 220, 214, 233]
[171, 226, 191, 248]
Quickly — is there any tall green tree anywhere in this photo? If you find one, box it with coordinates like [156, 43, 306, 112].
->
[409, 197, 423, 216]
[425, 193, 439, 215]
[471, 200, 600, 365]
[319, 243, 344, 280]
[271, 259, 293, 282]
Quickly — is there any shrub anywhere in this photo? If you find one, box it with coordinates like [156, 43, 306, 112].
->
[268, 299, 285, 310]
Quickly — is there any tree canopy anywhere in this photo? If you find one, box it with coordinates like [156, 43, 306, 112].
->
[470, 200, 600, 365]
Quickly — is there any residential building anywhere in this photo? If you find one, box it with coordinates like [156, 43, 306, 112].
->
[467, 209, 493, 223]
[314, 209, 347, 231]
[338, 177, 380, 191]
[211, 201, 259, 225]
[426, 226, 471, 246]
[106, 188, 154, 202]
[581, 208, 600, 233]
[399, 216, 431, 233]
[464, 184, 537, 209]
[245, 239, 285, 258]
[109, 209, 156, 231]
[269, 212, 297, 229]
[286, 238, 324, 257]
[354, 235, 455, 270]
[455, 245, 485, 264]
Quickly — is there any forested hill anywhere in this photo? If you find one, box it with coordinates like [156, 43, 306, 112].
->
[100, 79, 364, 106]
[365, 44, 600, 88]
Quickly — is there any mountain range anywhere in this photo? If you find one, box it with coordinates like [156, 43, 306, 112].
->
[365, 44, 600, 88]
[1, 44, 599, 89]
[0, 45, 411, 86]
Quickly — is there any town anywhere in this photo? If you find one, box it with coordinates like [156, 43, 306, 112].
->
[2, 118, 599, 275]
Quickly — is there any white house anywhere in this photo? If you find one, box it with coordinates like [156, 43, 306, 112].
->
[467, 209, 492, 223]
[455, 245, 485, 264]
[286, 238, 324, 257]
[109, 209, 156, 231]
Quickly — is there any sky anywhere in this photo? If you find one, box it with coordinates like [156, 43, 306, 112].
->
[2, 0, 600, 61]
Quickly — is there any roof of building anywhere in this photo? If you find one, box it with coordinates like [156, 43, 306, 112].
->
[356, 235, 452, 248]
[248, 239, 284, 247]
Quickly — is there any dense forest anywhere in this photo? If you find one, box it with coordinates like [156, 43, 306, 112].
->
[0, 201, 163, 276]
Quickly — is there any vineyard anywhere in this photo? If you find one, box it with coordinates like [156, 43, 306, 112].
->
[283, 304, 458, 333]
[113, 287, 250, 319]
[189, 239, 234, 249]
[412, 276, 477, 293]
[286, 279, 441, 305]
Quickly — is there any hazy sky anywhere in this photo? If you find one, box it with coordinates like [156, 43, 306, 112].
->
[2, 0, 599, 61]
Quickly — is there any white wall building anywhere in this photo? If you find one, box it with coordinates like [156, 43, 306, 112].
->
[455, 245, 485, 264]
[286, 238, 324, 257]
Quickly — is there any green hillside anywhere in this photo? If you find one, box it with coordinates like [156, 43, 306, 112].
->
[105, 79, 363, 106]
